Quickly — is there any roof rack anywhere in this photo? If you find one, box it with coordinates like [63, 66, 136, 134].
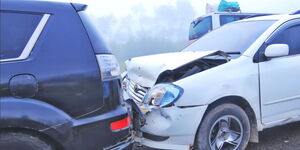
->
[245, 13, 273, 19]
[291, 10, 300, 15]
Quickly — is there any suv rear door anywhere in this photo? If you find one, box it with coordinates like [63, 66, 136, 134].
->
[0, 3, 105, 118]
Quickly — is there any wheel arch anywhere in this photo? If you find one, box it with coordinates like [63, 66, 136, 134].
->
[197, 96, 259, 144]
[0, 127, 65, 150]
[0, 97, 74, 146]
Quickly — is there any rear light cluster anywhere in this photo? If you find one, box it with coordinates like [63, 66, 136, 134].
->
[96, 54, 121, 80]
[110, 116, 131, 131]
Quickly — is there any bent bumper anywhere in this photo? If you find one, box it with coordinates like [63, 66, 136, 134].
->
[141, 105, 207, 140]
[135, 136, 190, 150]
[127, 99, 208, 149]
[104, 133, 134, 150]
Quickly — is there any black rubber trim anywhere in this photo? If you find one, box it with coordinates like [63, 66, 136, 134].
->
[143, 132, 169, 142]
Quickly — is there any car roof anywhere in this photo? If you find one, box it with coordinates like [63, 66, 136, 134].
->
[0, 0, 86, 13]
[237, 14, 300, 22]
[193, 12, 273, 21]
[1, 0, 69, 8]
[214, 12, 270, 15]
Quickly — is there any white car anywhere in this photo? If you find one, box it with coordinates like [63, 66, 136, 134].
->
[124, 14, 300, 150]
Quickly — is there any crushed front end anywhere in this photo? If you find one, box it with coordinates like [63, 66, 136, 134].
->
[123, 51, 230, 149]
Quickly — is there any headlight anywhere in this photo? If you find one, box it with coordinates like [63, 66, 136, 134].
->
[143, 83, 183, 107]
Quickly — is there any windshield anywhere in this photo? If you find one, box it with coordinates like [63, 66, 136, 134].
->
[183, 20, 275, 57]
[189, 16, 212, 41]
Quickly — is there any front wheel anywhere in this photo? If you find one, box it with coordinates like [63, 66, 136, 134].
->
[194, 103, 250, 150]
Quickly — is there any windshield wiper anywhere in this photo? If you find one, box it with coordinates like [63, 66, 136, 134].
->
[206, 51, 241, 62]
[223, 51, 241, 55]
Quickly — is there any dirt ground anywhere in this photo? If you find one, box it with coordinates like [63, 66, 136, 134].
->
[134, 121, 300, 150]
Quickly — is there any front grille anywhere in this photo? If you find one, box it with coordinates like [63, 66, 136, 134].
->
[125, 78, 149, 102]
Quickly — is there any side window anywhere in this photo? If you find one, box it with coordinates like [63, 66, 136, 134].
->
[0, 11, 42, 60]
[220, 15, 244, 25]
[270, 25, 300, 55]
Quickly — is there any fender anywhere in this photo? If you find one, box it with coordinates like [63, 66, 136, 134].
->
[0, 97, 73, 143]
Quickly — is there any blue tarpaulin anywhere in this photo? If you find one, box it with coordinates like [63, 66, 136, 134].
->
[218, 0, 240, 12]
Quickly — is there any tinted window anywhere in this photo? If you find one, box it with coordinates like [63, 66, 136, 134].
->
[270, 25, 300, 55]
[0, 12, 42, 59]
[220, 15, 247, 25]
[189, 16, 212, 40]
[183, 21, 275, 58]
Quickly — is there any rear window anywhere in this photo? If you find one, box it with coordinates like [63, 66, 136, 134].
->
[78, 11, 110, 54]
[0, 11, 42, 59]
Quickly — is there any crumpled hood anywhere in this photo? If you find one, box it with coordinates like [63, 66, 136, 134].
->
[125, 50, 219, 87]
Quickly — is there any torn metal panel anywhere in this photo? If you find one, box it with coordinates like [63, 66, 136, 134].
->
[125, 50, 227, 87]
[156, 57, 228, 84]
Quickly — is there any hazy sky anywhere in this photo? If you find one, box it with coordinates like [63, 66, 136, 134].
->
[79, 0, 299, 17]
[57, 0, 300, 68]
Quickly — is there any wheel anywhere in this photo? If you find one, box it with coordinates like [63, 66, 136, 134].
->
[194, 103, 250, 150]
[0, 131, 55, 150]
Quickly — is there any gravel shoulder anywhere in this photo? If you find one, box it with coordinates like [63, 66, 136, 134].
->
[247, 121, 300, 150]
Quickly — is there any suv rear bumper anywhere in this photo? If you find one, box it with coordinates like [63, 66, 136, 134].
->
[43, 105, 133, 150]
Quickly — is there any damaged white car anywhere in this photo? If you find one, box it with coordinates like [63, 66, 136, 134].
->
[124, 14, 300, 150]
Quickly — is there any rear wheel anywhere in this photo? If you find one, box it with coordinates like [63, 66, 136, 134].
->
[195, 103, 250, 150]
[0, 132, 55, 150]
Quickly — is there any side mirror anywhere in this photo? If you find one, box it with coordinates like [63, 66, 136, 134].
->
[264, 44, 289, 58]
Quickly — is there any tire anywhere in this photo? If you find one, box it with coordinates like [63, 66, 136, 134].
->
[0, 132, 55, 150]
[194, 103, 250, 150]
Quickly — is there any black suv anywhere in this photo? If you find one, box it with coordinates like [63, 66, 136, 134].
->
[0, 0, 133, 150]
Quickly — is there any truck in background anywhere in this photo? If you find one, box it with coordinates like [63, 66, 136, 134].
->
[188, 12, 272, 44]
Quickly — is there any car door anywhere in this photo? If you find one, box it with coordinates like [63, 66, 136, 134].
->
[259, 20, 300, 124]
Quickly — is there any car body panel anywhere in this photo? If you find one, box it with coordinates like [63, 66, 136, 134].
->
[173, 56, 259, 107]
[0, 97, 73, 142]
[259, 47, 300, 124]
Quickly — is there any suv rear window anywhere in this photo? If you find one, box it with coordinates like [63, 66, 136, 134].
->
[78, 11, 110, 54]
[0, 11, 42, 59]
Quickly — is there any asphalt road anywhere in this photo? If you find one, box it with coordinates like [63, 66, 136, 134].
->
[134, 121, 300, 150]
[247, 121, 300, 150]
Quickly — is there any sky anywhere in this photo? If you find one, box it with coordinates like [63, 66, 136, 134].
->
[57, 0, 300, 69]
[75, 0, 299, 18]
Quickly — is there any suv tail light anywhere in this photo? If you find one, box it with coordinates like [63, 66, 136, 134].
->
[110, 116, 131, 131]
[96, 54, 120, 80]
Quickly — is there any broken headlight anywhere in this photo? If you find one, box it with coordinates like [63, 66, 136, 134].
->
[143, 83, 183, 107]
